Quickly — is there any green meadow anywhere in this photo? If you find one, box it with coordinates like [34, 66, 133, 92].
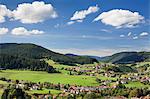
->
[26, 89, 62, 95]
[125, 81, 150, 88]
[0, 70, 99, 86]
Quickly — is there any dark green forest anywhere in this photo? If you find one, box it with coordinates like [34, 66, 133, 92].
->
[100, 52, 150, 64]
[0, 54, 57, 73]
[0, 43, 97, 65]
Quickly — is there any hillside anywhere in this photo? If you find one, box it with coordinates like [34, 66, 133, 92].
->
[99, 52, 150, 64]
[0, 43, 97, 65]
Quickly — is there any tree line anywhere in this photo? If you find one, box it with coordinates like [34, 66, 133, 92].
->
[0, 54, 58, 73]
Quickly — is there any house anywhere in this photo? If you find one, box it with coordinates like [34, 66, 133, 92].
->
[30, 84, 40, 90]
[32, 93, 53, 99]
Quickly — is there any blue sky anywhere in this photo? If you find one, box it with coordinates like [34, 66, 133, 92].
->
[0, 0, 149, 56]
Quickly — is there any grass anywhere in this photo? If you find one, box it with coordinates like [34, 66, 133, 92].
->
[98, 75, 117, 80]
[26, 89, 62, 95]
[0, 70, 99, 86]
[125, 81, 150, 88]
[46, 59, 74, 69]
[0, 81, 8, 84]
[129, 62, 150, 67]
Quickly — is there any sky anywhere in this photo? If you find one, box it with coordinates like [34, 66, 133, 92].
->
[0, 0, 150, 56]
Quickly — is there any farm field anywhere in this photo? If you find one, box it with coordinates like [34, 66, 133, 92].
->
[0, 70, 99, 86]
[125, 81, 150, 88]
[26, 89, 62, 95]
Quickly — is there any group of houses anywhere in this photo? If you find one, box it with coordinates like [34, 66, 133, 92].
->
[64, 85, 110, 94]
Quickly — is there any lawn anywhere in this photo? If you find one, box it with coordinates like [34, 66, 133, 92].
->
[0, 70, 99, 86]
[98, 75, 117, 80]
[125, 81, 150, 88]
[26, 89, 62, 95]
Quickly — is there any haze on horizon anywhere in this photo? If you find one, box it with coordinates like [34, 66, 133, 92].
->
[0, 0, 149, 56]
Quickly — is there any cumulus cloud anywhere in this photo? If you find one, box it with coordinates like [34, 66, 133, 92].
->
[140, 32, 149, 36]
[0, 27, 9, 35]
[71, 5, 99, 21]
[0, 5, 12, 23]
[11, 1, 57, 24]
[11, 27, 44, 36]
[68, 5, 99, 25]
[94, 9, 144, 28]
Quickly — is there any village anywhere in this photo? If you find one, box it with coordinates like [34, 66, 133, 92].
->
[0, 62, 150, 98]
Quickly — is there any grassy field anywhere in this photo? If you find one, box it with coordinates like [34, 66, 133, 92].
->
[98, 75, 117, 80]
[129, 62, 150, 67]
[125, 81, 150, 88]
[0, 70, 99, 86]
[46, 59, 73, 69]
[26, 89, 62, 95]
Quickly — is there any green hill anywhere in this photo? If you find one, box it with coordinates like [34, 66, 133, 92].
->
[0, 43, 97, 65]
[100, 52, 150, 64]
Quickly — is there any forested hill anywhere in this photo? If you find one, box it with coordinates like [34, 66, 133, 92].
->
[0, 43, 97, 65]
[99, 52, 150, 64]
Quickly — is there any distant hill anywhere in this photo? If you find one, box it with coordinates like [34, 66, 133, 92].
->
[99, 52, 150, 64]
[0, 43, 97, 65]
[65, 54, 102, 61]
[65, 53, 78, 57]
[84, 56, 102, 61]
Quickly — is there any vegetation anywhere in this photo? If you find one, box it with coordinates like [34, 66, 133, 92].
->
[0, 43, 150, 98]
[2, 85, 31, 99]
[0, 70, 99, 86]
[0, 43, 98, 65]
[100, 52, 150, 64]
[0, 54, 57, 73]
[105, 65, 137, 73]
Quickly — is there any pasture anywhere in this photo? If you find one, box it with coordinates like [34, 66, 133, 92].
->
[0, 70, 99, 86]
[26, 89, 62, 95]
[125, 81, 150, 88]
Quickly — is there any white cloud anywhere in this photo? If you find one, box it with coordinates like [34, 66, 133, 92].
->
[0, 5, 12, 23]
[128, 32, 132, 36]
[140, 32, 149, 36]
[67, 21, 75, 25]
[133, 36, 138, 39]
[100, 29, 111, 33]
[120, 35, 125, 38]
[11, 27, 44, 36]
[67, 20, 84, 25]
[67, 5, 99, 25]
[94, 9, 144, 28]
[76, 20, 83, 23]
[0, 27, 9, 35]
[70, 5, 99, 21]
[11, 1, 58, 24]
